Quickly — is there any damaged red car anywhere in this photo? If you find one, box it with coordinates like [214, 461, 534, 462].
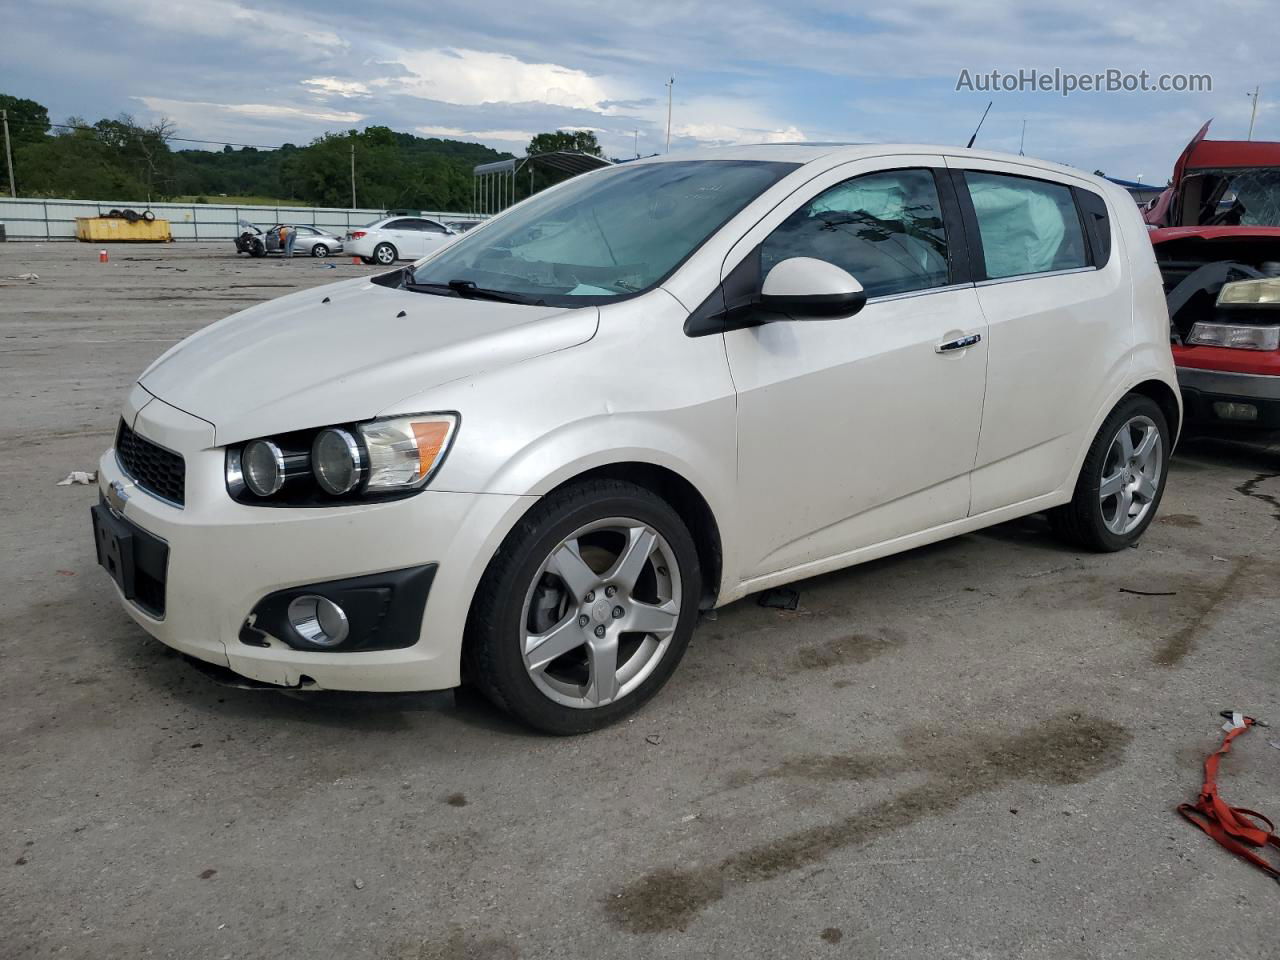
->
[1147, 121, 1280, 432]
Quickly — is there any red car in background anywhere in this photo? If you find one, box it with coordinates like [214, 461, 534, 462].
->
[1146, 121, 1280, 433]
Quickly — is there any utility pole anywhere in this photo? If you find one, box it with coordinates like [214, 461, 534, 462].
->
[1246, 85, 1260, 141]
[2, 110, 15, 198]
[665, 76, 674, 153]
[350, 140, 357, 208]
[634, 128, 639, 158]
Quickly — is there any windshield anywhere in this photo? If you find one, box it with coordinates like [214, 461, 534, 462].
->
[1183, 167, 1280, 226]
[409, 160, 795, 306]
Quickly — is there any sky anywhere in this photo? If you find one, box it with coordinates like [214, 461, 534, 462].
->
[3, 0, 1279, 182]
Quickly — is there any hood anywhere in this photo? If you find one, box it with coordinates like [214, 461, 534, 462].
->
[139, 277, 598, 444]
[1150, 224, 1280, 244]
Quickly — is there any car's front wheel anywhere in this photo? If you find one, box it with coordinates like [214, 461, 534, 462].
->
[249, 239, 265, 258]
[1050, 393, 1170, 551]
[373, 242, 397, 265]
[311, 243, 329, 258]
[465, 480, 702, 734]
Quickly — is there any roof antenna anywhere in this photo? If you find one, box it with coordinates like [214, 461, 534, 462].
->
[966, 101, 993, 149]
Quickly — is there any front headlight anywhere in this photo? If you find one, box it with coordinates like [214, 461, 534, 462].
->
[360, 415, 457, 491]
[225, 412, 459, 505]
[1186, 322, 1280, 351]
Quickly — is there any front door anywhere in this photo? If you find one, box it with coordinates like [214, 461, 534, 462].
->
[724, 159, 989, 581]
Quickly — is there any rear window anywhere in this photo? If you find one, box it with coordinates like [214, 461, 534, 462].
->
[964, 172, 1089, 279]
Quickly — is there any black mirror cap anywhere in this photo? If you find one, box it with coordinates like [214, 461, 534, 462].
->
[760, 289, 867, 319]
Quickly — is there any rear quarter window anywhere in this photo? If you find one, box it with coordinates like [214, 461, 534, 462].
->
[1074, 188, 1112, 268]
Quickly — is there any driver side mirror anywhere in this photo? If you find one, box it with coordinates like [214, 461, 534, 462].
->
[760, 257, 866, 319]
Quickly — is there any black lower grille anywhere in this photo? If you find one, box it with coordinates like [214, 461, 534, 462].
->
[116, 420, 186, 506]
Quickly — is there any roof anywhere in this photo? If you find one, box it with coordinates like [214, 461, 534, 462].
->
[473, 151, 614, 177]
[626, 142, 1106, 184]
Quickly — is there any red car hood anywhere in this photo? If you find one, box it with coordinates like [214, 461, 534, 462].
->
[1150, 225, 1280, 244]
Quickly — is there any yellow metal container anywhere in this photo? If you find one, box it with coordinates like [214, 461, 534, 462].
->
[75, 217, 172, 242]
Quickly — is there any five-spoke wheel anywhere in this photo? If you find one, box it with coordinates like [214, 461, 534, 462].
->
[466, 480, 701, 734]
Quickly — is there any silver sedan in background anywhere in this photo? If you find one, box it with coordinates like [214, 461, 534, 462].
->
[235, 222, 346, 258]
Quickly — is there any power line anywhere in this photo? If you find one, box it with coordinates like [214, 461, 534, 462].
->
[7, 117, 292, 150]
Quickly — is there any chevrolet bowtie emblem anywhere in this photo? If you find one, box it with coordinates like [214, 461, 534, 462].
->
[106, 478, 130, 516]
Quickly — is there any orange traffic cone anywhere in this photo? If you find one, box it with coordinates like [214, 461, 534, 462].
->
[99, 249, 109, 263]
[351, 256, 361, 264]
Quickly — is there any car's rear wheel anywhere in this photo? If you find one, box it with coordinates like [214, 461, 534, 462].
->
[311, 243, 329, 258]
[373, 242, 397, 265]
[1050, 393, 1169, 551]
[465, 480, 701, 735]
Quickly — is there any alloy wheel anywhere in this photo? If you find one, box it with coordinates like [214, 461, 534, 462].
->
[520, 518, 682, 709]
[1099, 414, 1163, 535]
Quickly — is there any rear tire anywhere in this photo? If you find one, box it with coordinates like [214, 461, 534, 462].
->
[1050, 393, 1169, 551]
[373, 242, 397, 265]
[465, 480, 702, 735]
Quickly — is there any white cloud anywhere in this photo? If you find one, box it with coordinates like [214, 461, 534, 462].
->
[379, 48, 619, 110]
[45, 0, 347, 58]
[417, 125, 535, 143]
[138, 97, 365, 126]
[302, 77, 372, 99]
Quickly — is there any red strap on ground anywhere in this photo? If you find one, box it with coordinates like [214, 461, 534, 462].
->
[1177, 716, 1280, 882]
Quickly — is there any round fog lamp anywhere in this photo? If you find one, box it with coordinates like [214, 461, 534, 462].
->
[312, 428, 364, 495]
[287, 595, 350, 648]
[242, 439, 286, 496]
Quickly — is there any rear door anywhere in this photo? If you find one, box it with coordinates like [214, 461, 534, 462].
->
[945, 159, 1132, 514]
[383, 219, 422, 257]
[723, 157, 990, 579]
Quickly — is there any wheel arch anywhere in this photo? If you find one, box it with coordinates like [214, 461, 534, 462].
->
[540, 462, 724, 610]
[1128, 378, 1183, 450]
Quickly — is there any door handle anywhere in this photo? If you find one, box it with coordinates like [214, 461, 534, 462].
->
[936, 333, 982, 353]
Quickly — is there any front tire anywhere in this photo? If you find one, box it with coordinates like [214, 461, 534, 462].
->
[249, 239, 266, 258]
[465, 480, 702, 735]
[1050, 393, 1169, 551]
[311, 243, 329, 258]
[360, 256, 376, 265]
[373, 242, 397, 265]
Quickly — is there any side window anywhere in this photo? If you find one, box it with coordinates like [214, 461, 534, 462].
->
[964, 172, 1088, 279]
[421, 220, 448, 234]
[761, 169, 950, 299]
[386, 219, 417, 230]
[1075, 188, 1112, 267]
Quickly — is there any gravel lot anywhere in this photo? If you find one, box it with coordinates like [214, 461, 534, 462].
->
[2, 242, 1277, 959]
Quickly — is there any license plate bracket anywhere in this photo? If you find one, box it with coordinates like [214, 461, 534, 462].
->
[91, 502, 138, 599]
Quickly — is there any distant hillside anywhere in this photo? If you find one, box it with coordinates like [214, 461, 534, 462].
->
[0, 91, 513, 210]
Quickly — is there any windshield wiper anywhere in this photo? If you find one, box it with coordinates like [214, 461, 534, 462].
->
[399, 273, 545, 305]
[446, 279, 545, 305]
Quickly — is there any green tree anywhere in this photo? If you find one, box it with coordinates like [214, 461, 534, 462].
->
[526, 130, 603, 157]
[0, 94, 50, 144]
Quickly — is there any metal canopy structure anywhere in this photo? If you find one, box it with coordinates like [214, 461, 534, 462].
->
[473, 150, 613, 215]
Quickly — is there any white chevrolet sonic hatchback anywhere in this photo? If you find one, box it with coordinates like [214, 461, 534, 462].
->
[94, 144, 1179, 733]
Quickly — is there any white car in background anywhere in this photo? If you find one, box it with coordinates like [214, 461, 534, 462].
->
[94, 144, 1179, 734]
[345, 216, 459, 265]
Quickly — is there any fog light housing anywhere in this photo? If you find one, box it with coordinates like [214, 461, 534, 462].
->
[1212, 401, 1259, 422]
[286, 595, 350, 648]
